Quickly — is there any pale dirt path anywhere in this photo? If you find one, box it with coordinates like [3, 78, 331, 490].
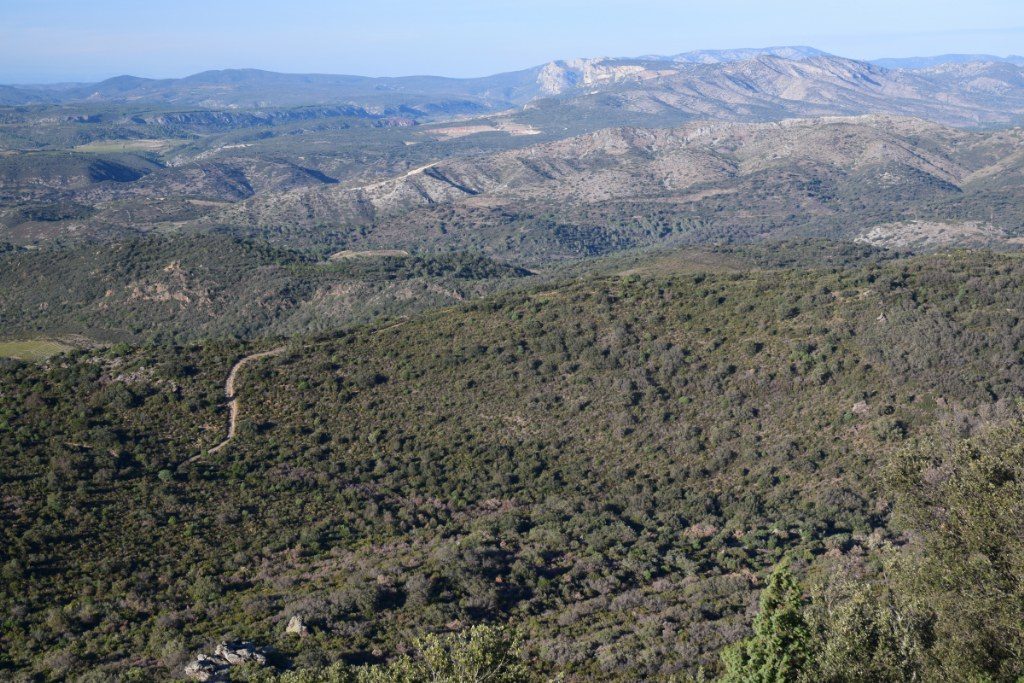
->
[374, 318, 408, 334]
[187, 320, 408, 465]
[190, 347, 286, 462]
[400, 162, 439, 179]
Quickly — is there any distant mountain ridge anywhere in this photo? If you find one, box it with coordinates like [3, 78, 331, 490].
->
[873, 54, 1024, 69]
[639, 45, 831, 63]
[1, 67, 544, 113]
[1, 49, 839, 109]
[530, 54, 1024, 128]
[4, 46, 1024, 115]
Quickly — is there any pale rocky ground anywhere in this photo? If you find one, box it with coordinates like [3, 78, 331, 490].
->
[856, 220, 1024, 250]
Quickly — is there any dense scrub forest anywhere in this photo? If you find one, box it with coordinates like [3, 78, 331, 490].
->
[3, 250, 1024, 680]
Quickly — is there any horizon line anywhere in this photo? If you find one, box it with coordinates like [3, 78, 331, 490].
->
[3, 46, 1023, 87]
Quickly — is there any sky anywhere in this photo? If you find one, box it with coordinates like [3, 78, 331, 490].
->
[2, 0, 1023, 83]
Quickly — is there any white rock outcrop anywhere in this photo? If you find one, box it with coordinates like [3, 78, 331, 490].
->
[286, 614, 309, 637]
[184, 641, 268, 681]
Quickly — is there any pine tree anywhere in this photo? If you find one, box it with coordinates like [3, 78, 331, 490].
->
[719, 564, 812, 682]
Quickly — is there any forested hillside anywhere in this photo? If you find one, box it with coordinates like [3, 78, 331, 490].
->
[0, 235, 532, 343]
[3, 251, 1024, 680]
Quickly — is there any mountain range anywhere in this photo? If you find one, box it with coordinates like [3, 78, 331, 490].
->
[530, 54, 1024, 127]
[872, 53, 1024, 69]
[3, 47, 1024, 122]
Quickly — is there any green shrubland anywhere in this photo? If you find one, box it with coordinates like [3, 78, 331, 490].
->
[4, 250, 1024, 680]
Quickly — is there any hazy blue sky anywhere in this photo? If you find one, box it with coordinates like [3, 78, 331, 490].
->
[2, 0, 1023, 83]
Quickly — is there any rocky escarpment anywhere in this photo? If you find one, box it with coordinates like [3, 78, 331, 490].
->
[537, 58, 675, 95]
[533, 54, 1024, 127]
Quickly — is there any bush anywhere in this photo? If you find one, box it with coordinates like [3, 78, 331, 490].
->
[359, 625, 530, 683]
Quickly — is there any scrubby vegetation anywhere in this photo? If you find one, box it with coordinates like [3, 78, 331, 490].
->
[6, 43, 1024, 683]
[0, 235, 532, 344]
[716, 414, 1024, 682]
[4, 250, 1024, 679]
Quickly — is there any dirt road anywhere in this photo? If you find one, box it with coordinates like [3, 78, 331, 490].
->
[191, 347, 286, 461]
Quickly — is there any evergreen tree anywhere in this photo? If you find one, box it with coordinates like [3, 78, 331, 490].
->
[720, 564, 812, 683]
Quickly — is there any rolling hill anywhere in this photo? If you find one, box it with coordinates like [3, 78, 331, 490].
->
[205, 116, 1024, 258]
[7, 113, 1024, 259]
[0, 235, 534, 343]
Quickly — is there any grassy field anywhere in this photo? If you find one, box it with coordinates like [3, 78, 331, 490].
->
[0, 339, 71, 360]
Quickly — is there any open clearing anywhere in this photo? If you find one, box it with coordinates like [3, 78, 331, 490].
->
[329, 249, 410, 261]
[73, 139, 182, 154]
[423, 120, 542, 141]
[855, 220, 1024, 249]
[0, 339, 72, 360]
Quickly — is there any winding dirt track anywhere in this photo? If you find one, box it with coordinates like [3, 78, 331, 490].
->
[187, 320, 407, 464]
[191, 347, 286, 461]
